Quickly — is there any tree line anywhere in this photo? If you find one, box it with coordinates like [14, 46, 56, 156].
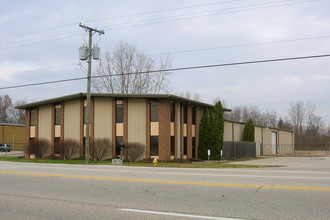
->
[224, 101, 330, 149]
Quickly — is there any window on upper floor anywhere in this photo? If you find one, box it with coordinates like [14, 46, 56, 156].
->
[116, 100, 124, 123]
[150, 99, 158, 122]
[192, 106, 196, 125]
[30, 109, 36, 126]
[55, 105, 61, 125]
[183, 104, 187, 124]
[170, 102, 175, 122]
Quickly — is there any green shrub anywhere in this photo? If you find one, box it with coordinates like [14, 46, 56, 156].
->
[243, 119, 255, 142]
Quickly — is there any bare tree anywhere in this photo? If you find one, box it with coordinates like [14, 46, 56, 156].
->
[0, 95, 27, 124]
[0, 95, 12, 123]
[92, 138, 112, 161]
[29, 138, 50, 159]
[175, 90, 202, 101]
[288, 101, 305, 136]
[11, 99, 27, 124]
[92, 41, 171, 94]
[126, 142, 145, 162]
[277, 117, 292, 130]
[62, 139, 80, 160]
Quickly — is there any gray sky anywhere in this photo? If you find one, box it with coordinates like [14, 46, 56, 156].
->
[0, 0, 329, 125]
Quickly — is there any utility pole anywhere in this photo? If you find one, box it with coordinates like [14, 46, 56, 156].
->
[79, 23, 104, 164]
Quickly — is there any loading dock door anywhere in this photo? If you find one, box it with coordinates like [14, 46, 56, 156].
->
[271, 132, 277, 154]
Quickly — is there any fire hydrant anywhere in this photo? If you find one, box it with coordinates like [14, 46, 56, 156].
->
[153, 158, 158, 166]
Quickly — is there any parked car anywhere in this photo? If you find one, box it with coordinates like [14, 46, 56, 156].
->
[0, 144, 12, 152]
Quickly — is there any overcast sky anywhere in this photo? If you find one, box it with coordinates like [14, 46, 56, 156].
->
[0, 0, 329, 125]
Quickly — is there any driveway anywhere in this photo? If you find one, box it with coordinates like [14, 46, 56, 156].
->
[228, 156, 330, 172]
[0, 150, 24, 157]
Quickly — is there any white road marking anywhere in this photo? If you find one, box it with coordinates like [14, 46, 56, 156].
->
[120, 208, 242, 220]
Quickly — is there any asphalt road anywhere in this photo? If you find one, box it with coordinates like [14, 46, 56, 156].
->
[0, 157, 329, 220]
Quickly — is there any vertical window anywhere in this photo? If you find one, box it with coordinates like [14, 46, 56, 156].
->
[183, 104, 187, 124]
[170, 102, 175, 122]
[116, 100, 123, 123]
[171, 136, 175, 156]
[192, 137, 196, 159]
[83, 105, 87, 124]
[116, 136, 123, 155]
[150, 136, 159, 156]
[30, 109, 36, 126]
[183, 137, 187, 155]
[54, 137, 60, 154]
[55, 106, 61, 125]
[150, 99, 159, 122]
[192, 106, 196, 125]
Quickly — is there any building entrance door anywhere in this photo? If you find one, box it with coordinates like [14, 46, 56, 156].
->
[271, 132, 277, 154]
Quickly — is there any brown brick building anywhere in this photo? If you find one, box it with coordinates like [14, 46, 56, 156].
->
[17, 93, 221, 160]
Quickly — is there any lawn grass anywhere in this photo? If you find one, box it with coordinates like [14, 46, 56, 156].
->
[0, 157, 268, 168]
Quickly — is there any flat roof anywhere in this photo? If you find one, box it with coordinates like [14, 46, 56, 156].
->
[0, 123, 25, 127]
[16, 93, 231, 112]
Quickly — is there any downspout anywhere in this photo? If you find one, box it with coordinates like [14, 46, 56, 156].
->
[180, 104, 183, 159]
[2, 124, 4, 144]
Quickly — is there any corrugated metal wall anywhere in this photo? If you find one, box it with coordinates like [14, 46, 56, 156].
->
[38, 105, 52, 142]
[94, 97, 112, 139]
[127, 98, 146, 145]
[64, 99, 80, 141]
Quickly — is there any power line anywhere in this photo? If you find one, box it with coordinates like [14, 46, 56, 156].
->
[1, 53, 329, 90]
[148, 35, 330, 56]
[0, 0, 318, 50]
[4, 33, 330, 76]
[0, 0, 239, 42]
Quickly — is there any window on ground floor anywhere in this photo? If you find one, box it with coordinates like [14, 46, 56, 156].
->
[150, 136, 159, 156]
[54, 137, 60, 154]
[116, 136, 123, 155]
[184, 137, 187, 155]
[171, 136, 175, 156]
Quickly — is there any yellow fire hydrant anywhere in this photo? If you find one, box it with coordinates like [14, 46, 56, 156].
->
[153, 158, 158, 167]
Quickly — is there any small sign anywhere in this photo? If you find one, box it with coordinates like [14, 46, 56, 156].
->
[208, 150, 210, 156]
[112, 159, 122, 165]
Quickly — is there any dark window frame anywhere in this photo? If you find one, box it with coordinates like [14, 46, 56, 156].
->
[116, 101, 124, 123]
[83, 106, 87, 124]
[171, 136, 175, 156]
[150, 99, 159, 122]
[116, 136, 123, 155]
[150, 136, 159, 156]
[183, 104, 187, 124]
[55, 106, 61, 125]
[170, 102, 175, 122]
[192, 106, 196, 125]
[183, 137, 187, 155]
[30, 109, 36, 126]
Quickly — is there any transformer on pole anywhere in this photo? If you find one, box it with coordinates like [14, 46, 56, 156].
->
[79, 23, 104, 164]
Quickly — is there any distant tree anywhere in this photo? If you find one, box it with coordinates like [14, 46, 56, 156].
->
[243, 119, 255, 142]
[288, 101, 305, 137]
[11, 99, 27, 124]
[277, 117, 293, 130]
[176, 90, 202, 101]
[0, 95, 12, 123]
[92, 41, 171, 94]
[0, 94, 27, 124]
